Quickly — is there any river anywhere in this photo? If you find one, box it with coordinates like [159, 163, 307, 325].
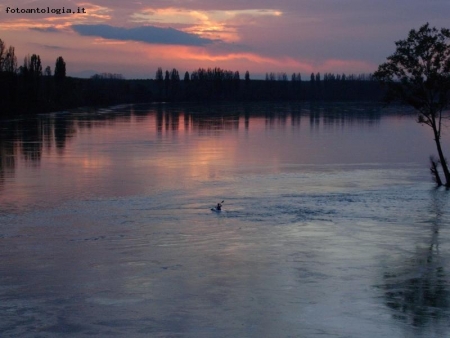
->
[0, 102, 449, 337]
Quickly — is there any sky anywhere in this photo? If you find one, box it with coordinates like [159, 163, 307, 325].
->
[0, 0, 448, 79]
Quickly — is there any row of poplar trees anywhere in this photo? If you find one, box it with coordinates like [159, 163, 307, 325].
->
[0, 37, 383, 116]
[0, 39, 67, 116]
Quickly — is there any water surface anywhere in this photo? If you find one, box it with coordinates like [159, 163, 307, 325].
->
[1, 102, 449, 337]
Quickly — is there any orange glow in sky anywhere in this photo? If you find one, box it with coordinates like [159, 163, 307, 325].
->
[0, 1, 447, 78]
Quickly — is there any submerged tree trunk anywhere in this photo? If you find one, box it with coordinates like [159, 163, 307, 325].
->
[430, 156, 443, 186]
[432, 124, 450, 187]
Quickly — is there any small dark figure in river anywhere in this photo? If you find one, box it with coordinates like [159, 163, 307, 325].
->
[216, 202, 222, 211]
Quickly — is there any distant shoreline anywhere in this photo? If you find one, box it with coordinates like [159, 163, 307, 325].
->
[1, 76, 384, 118]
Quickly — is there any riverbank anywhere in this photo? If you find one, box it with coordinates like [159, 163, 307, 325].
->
[0, 74, 384, 117]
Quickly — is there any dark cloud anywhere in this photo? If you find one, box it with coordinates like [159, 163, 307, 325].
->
[30, 27, 61, 33]
[72, 24, 217, 46]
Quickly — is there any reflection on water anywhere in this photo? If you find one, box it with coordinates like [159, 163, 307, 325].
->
[0, 102, 400, 189]
[381, 190, 450, 331]
[1, 102, 449, 337]
[0, 101, 441, 215]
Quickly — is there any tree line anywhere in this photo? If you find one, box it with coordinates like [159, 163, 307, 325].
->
[0, 37, 384, 117]
[0, 39, 73, 115]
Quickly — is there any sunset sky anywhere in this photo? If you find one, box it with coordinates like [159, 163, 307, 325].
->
[0, 0, 448, 79]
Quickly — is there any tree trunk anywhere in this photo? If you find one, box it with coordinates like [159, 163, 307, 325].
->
[430, 156, 443, 186]
[432, 126, 450, 186]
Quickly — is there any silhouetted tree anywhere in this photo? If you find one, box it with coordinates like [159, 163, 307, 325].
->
[4, 47, 17, 73]
[164, 70, 170, 99]
[43, 65, 53, 105]
[315, 72, 322, 99]
[183, 71, 190, 99]
[233, 70, 240, 95]
[54, 57, 67, 106]
[44, 66, 51, 77]
[155, 67, 163, 99]
[374, 23, 450, 186]
[310, 72, 316, 99]
[278, 72, 288, 81]
[0, 39, 5, 70]
[291, 72, 302, 100]
[0, 39, 17, 114]
[0, 40, 16, 73]
[29, 54, 42, 76]
[155, 67, 163, 81]
[54, 56, 66, 80]
[170, 68, 180, 100]
[19, 54, 42, 108]
[170, 69, 178, 81]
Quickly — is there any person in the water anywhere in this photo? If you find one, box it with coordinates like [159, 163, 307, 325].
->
[216, 202, 222, 211]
